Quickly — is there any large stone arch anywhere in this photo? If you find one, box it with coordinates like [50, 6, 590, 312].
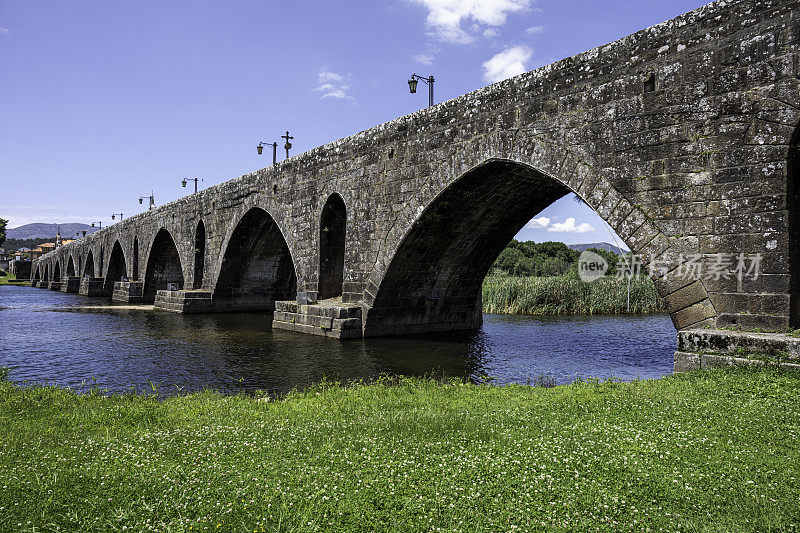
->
[103, 241, 128, 295]
[143, 228, 184, 303]
[363, 156, 714, 336]
[53, 261, 61, 282]
[212, 206, 297, 310]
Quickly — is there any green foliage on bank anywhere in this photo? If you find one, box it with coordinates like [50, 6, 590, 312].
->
[492, 240, 620, 277]
[1, 369, 799, 531]
[483, 273, 665, 315]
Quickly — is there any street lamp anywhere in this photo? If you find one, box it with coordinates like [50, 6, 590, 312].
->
[257, 141, 278, 165]
[90, 221, 102, 229]
[181, 178, 201, 193]
[139, 193, 155, 210]
[111, 213, 123, 221]
[408, 73, 435, 107]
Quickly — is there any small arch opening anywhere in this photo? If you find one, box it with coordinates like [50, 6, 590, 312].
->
[318, 193, 347, 300]
[193, 221, 206, 289]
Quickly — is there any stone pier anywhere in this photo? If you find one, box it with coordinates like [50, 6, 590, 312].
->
[153, 290, 213, 313]
[273, 298, 363, 339]
[675, 329, 800, 372]
[79, 277, 106, 297]
[112, 281, 144, 303]
[60, 277, 81, 293]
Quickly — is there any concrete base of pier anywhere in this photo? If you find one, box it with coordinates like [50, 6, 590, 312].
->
[674, 329, 800, 372]
[113, 281, 144, 303]
[60, 277, 81, 293]
[272, 298, 363, 339]
[79, 277, 107, 297]
[47, 281, 62, 290]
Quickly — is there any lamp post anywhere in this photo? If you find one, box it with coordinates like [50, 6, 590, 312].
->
[111, 213, 123, 221]
[139, 193, 155, 210]
[90, 221, 102, 229]
[408, 73, 435, 107]
[257, 141, 278, 165]
[181, 178, 201, 193]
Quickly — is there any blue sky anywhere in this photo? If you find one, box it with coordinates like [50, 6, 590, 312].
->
[0, 0, 708, 245]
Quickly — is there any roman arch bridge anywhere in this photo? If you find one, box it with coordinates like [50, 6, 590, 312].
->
[31, 0, 800, 367]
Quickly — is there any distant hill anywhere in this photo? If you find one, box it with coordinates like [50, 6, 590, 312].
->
[7, 223, 99, 240]
[568, 242, 629, 255]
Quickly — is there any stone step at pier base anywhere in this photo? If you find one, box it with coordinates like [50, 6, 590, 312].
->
[273, 298, 363, 339]
[47, 281, 62, 290]
[79, 277, 106, 297]
[60, 277, 81, 293]
[113, 281, 144, 303]
[154, 290, 213, 313]
[30, 280, 42, 288]
[675, 329, 800, 372]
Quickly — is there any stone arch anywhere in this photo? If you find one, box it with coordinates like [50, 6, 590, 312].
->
[789, 121, 800, 327]
[362, 157, 712, 336]
[213, 207, 297, 310]
[132, 236, 139, 281]
[193, 220, 206, 289]
[43, 264, 49, 282]
[318, 193, 346, 300]
[143, 228, 184, 303]
[78, 254, 82, 277]
[34, 265, 41, 281]
[66, 255, 76, 278]
[99, 246, 105, 277]
[53, 261, 61, 282]
[84, 250, 96, 278]
[103, 241, 127, 294]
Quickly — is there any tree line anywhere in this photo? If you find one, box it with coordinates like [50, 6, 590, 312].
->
[491, 240, 620, 277]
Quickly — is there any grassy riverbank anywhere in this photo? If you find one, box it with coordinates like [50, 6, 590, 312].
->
[482, 274, 664, 315]
[2, 369, 799, 531]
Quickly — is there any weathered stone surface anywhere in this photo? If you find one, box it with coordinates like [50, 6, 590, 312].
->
[79, 277, 106, 297]
[673, 351, 700, 372]
[112, 281, 144, 303]
[60, 277, 81, 293]
[29, 0, 800, 340]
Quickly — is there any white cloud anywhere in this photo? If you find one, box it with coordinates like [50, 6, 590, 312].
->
[525, 216, 550, 229]
[314, 70, 353, 100]
[482, 45, 532, 83]
[548, 217, 595, 233]
[411, 0, 532, 44]
[525, 25, 544, 35]
[0, 27, 9, 35]
[413, 53, 435, 65]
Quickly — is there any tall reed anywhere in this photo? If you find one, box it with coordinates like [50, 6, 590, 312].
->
[482, 273, 665, 315]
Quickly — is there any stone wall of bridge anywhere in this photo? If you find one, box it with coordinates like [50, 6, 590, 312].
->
[32, 0, 800, 337]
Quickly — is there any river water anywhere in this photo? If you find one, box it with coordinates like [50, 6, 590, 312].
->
[0, 285, 676, 395]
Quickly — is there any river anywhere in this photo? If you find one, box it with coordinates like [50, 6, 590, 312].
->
[0, 285, 676, 395]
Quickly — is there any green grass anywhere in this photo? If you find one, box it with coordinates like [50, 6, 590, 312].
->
[0, 273, 16, 285]
[482, 274, 665, 315]
[1, 369, 799, 531]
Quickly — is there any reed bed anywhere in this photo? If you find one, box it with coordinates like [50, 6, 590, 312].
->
[482, 273, 665, 315]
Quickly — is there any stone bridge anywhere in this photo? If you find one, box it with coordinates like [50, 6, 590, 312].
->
[30, 0, 800, 368]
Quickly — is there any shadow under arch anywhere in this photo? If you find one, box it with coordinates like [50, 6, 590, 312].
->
[789, 122, 800, 327]
[213, 207, 297, 311]
[66, 255, 76, 278]
[34, 265, 41, 281]
[319, 193, 346, 300]
[193, 220, 206, 289]
[53, 261, 61, 282]
[84, 250, 96, 278]
[363, 158, 654, 336]
[132, 236, 139, 281]
[143, 228, 184, 303]
[43, 264, 49, 282]
[103, 241, 127, 295]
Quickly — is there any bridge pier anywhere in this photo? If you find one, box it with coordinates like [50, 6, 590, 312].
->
[60, 277, 81, 293]
[112, 281, 144, 303]
[273, 299, 363, 339]
[153, 290, 213, 313]
[674, 330, 800, 372]
[79, 277, 106, 297]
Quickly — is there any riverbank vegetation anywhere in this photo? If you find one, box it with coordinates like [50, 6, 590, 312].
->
[484, 240, 664, 315]
[2, 368, 799, 531]
[482, 273, 664, 315]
